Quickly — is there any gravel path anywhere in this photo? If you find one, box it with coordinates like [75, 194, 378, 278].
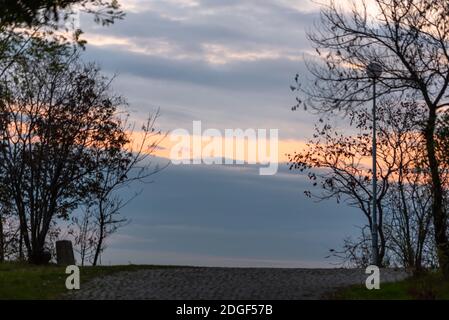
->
[67, 267, 409, 300]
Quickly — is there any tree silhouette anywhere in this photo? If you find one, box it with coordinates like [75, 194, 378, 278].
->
[0, 0, 123, 27]
[289, 100, 437, 271]
[293, 0, 449, 277]
[0, 39, 161, 264]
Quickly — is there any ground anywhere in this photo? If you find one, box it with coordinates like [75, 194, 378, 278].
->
[5, 263, 448, 300]
[0, 263, 176, 299]
[66, 267, 408, 300]
[333, 271, 449, 299]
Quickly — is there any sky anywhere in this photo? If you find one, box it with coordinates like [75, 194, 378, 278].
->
[75, 0, 365, 267]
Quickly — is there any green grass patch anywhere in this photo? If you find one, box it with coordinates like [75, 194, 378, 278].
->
[0, 262, 178, 300]
[332, 272, 449, 300]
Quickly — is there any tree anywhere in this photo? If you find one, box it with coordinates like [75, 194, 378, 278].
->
[69, 207, 97, 266]
[0, 0, 123, 88]
[0, 212, 21, 262]
[0, 39, 139, 263]
[0, 0, 123, 27]
[289, 100, 435, 271]
[292, 0, 449, 277]
[384, 171, 434, 270]
[84, 112, 165, 266]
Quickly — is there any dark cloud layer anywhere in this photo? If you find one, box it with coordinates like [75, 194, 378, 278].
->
[101, 162, 363, 267]
[78, 0, 320, 140]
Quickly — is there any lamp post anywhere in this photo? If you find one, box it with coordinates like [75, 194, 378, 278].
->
[366, 62, 382, 266]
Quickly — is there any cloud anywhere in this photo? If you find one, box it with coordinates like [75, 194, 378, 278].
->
[83, 51, 322, 141]
[81, 0, 316, 66]
[84, 46, 305, 91]
[76, 0, 328, 142]
[100, 162, 364, 267]
[69, 1, 367, 267]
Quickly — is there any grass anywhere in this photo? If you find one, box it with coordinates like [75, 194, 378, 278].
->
[3, 262, 449, 300]
[0, 262, 177, 300]
[331, 271, 449, 300]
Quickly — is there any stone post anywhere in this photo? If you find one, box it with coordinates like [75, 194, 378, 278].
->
[56, 240, 76, 265]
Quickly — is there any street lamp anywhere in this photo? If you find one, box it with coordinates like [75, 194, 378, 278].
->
[366, 62, 382, 266]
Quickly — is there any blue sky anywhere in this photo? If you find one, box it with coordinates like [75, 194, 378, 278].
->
[77, 0, 364, 267]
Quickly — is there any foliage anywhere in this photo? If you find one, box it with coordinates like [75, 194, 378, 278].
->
[0, 0, 124, 28]
[290, 100, 436, 270]
[0, 39, 164, 264]
[291, 0, 449, 276]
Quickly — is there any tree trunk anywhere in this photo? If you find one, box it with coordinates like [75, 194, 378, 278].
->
[28, 225, 49, 264]
[15, 198, 32, 260]
[425, 108, 449, 278]
[19, 230, 23, 261]
[0, 215, 4, 263]
[92, 202, 105, 266]
[92, 226, 103, 266]
[377, 204, 386, 266]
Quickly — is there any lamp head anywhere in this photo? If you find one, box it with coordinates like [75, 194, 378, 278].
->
[366, 62, 383, 79]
